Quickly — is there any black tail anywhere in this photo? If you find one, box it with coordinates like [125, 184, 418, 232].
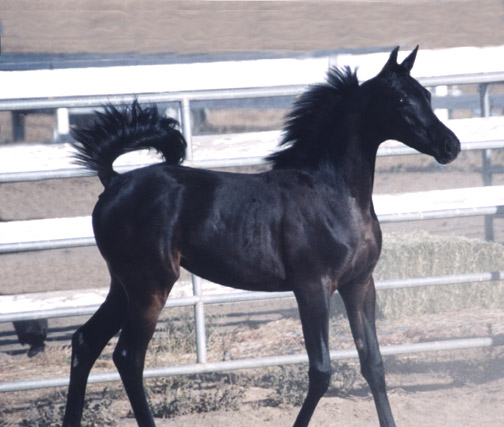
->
[71, 101, 187, 186]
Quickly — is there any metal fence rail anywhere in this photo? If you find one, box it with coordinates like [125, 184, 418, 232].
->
[1, 271, 503, 324]
[2, 335, 503, 393]
[1, 270, 504, 392]
[0, 201, 503, 256]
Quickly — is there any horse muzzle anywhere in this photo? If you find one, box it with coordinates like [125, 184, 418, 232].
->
[434, 132, 461, 165]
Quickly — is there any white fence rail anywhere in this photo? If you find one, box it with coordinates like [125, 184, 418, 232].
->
[1, 47, 504, 393]
[1, 185, 504, 256]
[1, 46, 504, 143]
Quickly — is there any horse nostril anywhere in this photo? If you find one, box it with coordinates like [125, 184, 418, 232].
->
[442, 136, 461, 163]
[444, 138, 453, 155]
[444, 137, 460, 157]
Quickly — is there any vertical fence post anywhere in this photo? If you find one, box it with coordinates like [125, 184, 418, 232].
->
[434, 85, 450, 121]
[180, 98, 193, 160]
[178, 97, 208, 364]
[192, 274, 207, 364]
[479, 83, 494, 240]
[12, 111, 25, 141]
[55, 108, 70, 142]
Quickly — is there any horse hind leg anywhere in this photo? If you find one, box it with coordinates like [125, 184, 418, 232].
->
[112, 268, 176, 427]
[339, 277, 396, 427]
[63, 276, 127, 427]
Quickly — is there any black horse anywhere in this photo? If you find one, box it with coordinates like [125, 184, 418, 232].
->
[63, 47, 460, 427]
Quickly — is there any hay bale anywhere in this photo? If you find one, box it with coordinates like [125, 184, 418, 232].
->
[374, 232, 504, 319]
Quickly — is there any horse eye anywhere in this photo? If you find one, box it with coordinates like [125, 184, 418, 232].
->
[398, 96, 407, 105]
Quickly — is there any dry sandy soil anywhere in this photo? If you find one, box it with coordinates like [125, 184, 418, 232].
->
[1, 1, 504, 426]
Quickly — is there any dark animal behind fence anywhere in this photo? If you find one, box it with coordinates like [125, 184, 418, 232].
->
[63, 46, 460, 427]
[13, 319, 48, 357]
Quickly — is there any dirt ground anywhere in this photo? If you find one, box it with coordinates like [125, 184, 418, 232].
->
[125, 365, 504, 427]
[1, 1, 504, 426]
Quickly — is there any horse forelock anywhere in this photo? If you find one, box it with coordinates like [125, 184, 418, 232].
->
[268, 66, 360, 170]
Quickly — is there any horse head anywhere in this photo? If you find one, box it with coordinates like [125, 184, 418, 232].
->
[366, 46, 461, 164]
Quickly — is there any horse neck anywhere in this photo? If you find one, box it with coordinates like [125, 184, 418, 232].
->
[317, 115, 380, 214]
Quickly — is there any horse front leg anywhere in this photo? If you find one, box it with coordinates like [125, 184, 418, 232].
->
[339, 276, 396, 427]
[293, 284, 332, 427]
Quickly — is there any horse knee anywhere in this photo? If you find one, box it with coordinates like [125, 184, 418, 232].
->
[113, 343, 143, 375]
[308, 365, 332, 398]
[113, 344, 128, 372]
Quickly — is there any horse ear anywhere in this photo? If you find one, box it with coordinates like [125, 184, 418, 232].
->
[400, 45, 419, 73]
[380, 46, 400, 75]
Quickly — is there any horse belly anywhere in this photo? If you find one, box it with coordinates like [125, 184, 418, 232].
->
[180, 237, 288, 293]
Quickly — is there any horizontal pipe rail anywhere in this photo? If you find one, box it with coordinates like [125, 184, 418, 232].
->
[1, 335, 502, 393]
[419, 72, 504, 87]
[56, 92, 503, 116]
[1, 201, 502, 255]
[2, 271, 503, 323]
[0, 85, 307, 112]
[378, 205, 504, 223]
[0, 237, 96, 254]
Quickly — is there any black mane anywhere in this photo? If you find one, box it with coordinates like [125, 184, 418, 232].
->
[268, 66, 360, 170]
